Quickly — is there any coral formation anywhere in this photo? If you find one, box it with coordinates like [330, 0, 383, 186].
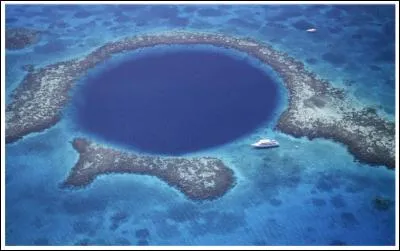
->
[5, 30, 395, 168]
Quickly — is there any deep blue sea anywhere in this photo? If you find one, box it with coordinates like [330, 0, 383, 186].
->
[5, 4, 397, 246]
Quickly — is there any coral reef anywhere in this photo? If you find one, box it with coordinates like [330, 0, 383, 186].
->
[62, 138, 236, 200]
[5, 30, 395, 168]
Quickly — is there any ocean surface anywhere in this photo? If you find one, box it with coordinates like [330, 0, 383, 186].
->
[5, 4, 396, 246]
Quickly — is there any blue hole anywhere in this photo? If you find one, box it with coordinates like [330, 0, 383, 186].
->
[72, 48, 281, 155]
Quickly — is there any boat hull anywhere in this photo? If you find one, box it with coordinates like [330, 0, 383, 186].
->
[251, 144, 280, 149]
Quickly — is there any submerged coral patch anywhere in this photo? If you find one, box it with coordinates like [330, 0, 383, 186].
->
[6, 27, 41, 50]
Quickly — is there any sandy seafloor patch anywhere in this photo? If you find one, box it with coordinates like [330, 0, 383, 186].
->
[5, 4, 396, 246]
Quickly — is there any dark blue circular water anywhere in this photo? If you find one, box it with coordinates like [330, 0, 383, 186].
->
[73, 49, 280, 154]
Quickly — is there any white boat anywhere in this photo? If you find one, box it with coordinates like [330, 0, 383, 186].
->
[251, 139, 279, 148]
[306, 28, 317, 32]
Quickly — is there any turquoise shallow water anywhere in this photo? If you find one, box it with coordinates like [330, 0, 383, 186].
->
[5, 4, 396, 246]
